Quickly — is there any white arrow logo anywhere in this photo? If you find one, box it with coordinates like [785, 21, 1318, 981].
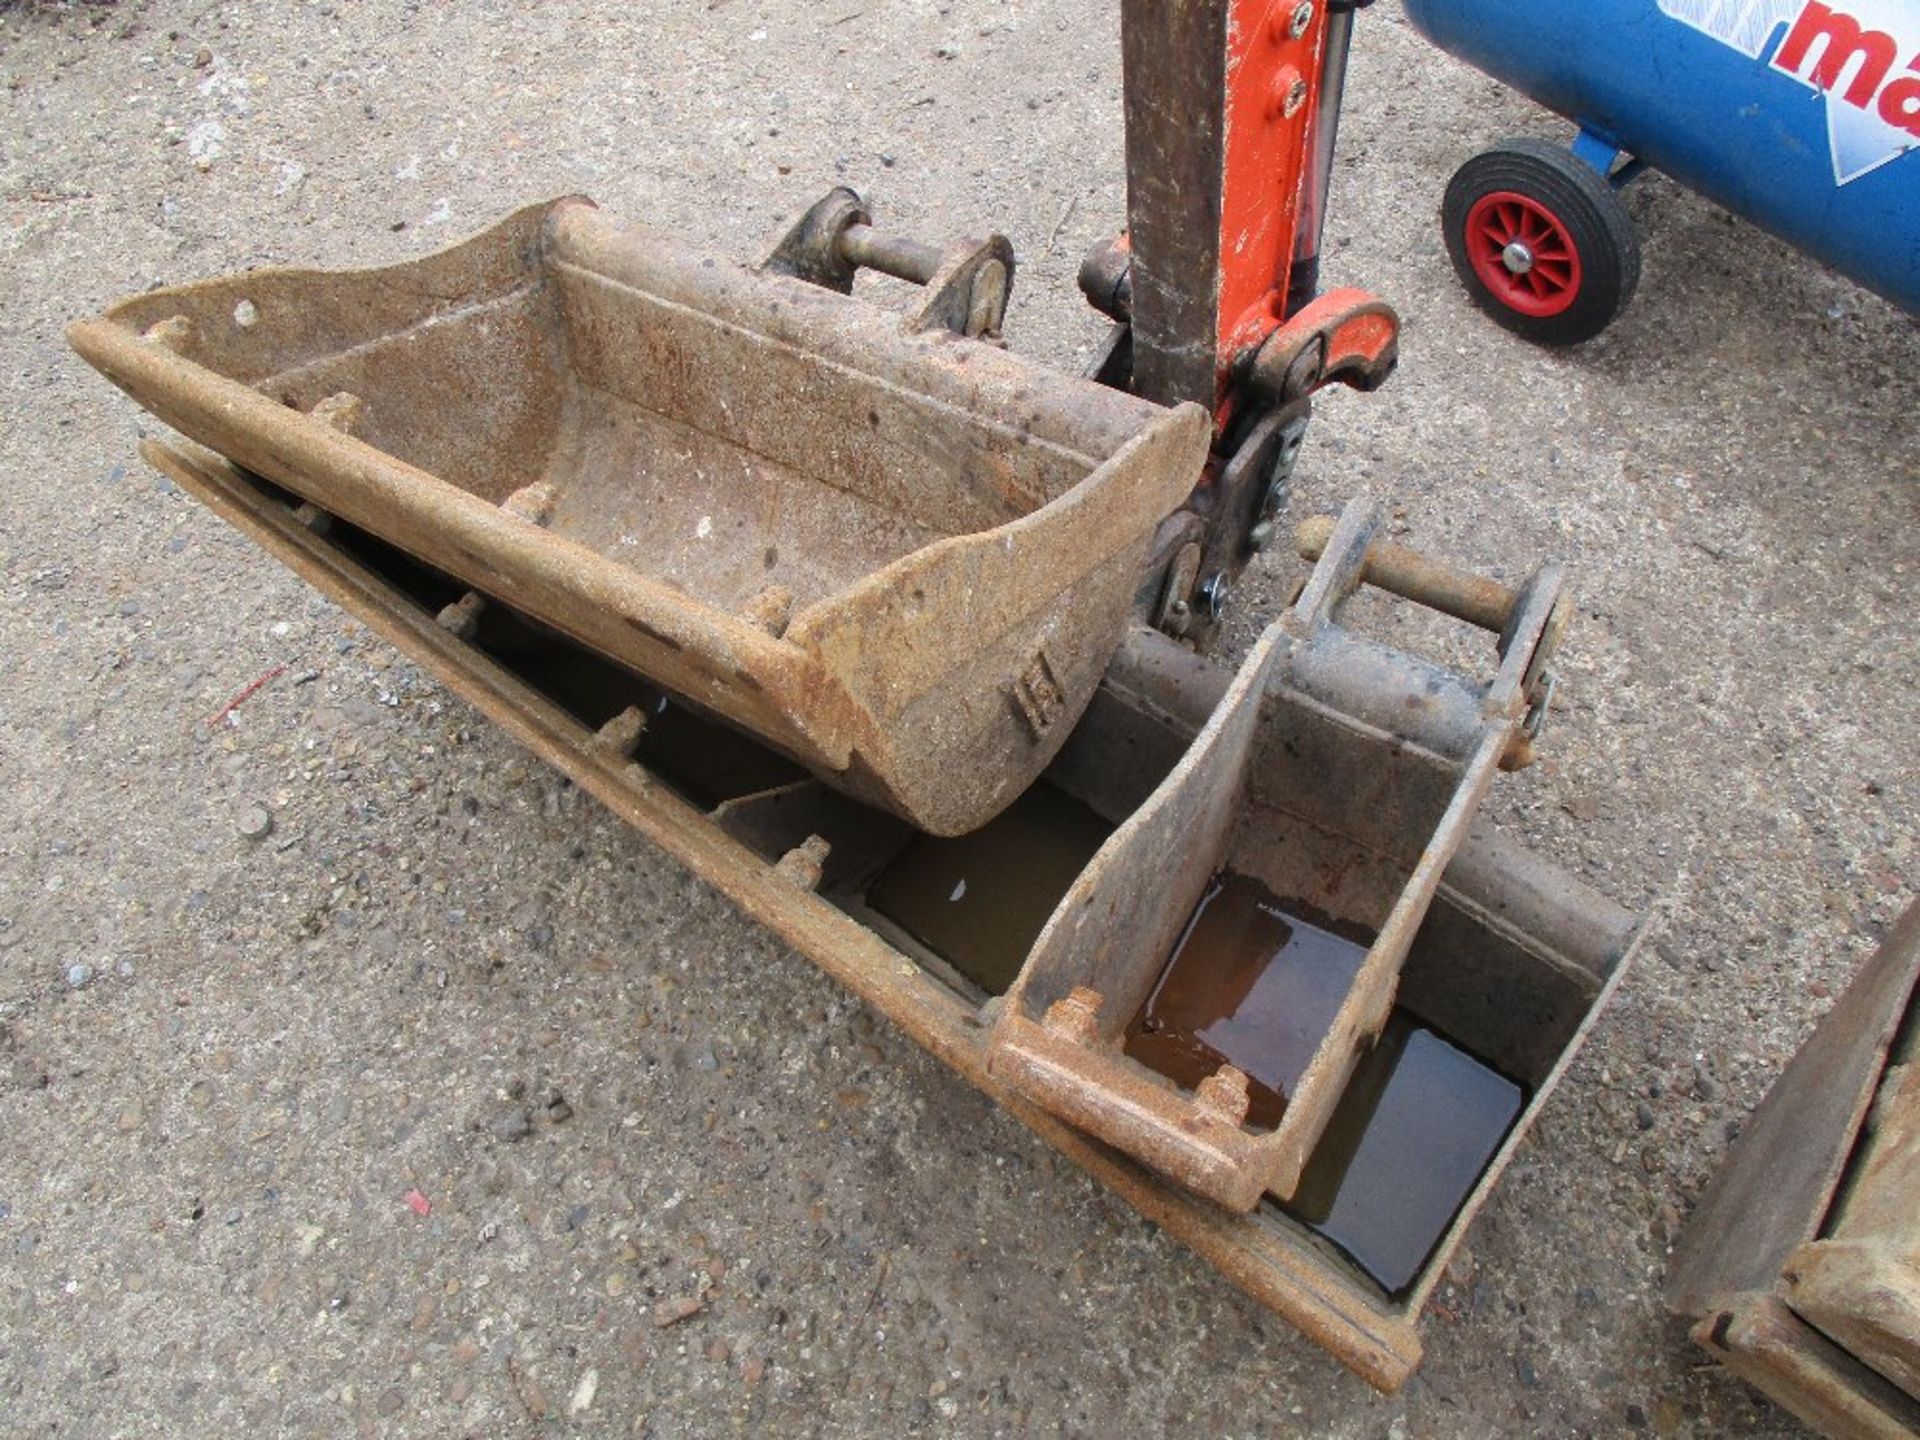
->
[1658, 0, 1920, 184]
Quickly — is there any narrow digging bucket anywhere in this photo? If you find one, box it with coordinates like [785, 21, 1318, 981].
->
[67, 196, 1209, 835]
[988, 501, 1569, 1211]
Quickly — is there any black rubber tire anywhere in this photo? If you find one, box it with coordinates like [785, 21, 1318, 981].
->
[1441, 138, 1641, 347]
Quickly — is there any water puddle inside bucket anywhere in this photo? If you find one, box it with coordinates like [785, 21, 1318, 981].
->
[623, 691, 808, 810]
[865, 784, 1113, 997]
[1126, 871, 1525, 1297]
[466, 605, 806, 809]
[1285, 1013, 1524, 1297]
[1125, 873, 1372, 1130]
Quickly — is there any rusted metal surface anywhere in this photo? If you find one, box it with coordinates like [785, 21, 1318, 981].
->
[988, 500, 1569, 1210]
[1791, 1237, 1920, 1406]
[1115, 0, 1396, 415]
[1241, 287, 1401, 403]
[134, 436, 1636, 1392]
[68, 197, 1209, 836]
[1119, 0, 1232, 410]
[1782, 922, 1920, 1399]
[764, 189, 1017, 342]
[1670, 901, 1920, 1437]
[1787, 1026, 1920, 1397]
[1670, 902, 1920, 1310]
[1065, 4, 1401, 649]
[1078, 235, 1134, 324]
[1297, 513, 1524, 633]
[1692, 1296, 1920, 1440]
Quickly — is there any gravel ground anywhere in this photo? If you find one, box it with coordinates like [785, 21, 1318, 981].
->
[1, 1, 1915, 1436]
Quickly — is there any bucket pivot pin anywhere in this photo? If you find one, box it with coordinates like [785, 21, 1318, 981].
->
[763, 187, 1014, 341]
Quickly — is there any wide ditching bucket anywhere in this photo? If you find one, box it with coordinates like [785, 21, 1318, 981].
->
[68, 194, 1209, 836]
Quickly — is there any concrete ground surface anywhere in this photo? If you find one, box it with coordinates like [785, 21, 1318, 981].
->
[1, 0, 1914, 1435]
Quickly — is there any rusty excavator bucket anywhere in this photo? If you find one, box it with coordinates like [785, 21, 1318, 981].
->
[1669, 902, 1920, 1438]
[68, 194, 1209, 837]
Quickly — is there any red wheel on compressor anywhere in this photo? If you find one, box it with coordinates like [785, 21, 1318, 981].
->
[1463, 190, 1582, 319]
[1441, 139, 1641, 346]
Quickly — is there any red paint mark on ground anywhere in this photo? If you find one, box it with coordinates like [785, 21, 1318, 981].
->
[206, 663, 288, 728]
